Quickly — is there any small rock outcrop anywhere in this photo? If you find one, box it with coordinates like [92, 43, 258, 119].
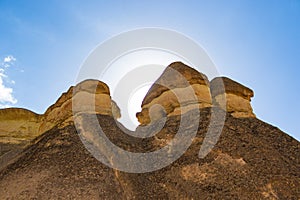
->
[210, 77, 255, 118]
[136, 62, 212, 125]
[0, 108, 42, 144]
[40, 79, 121, 134]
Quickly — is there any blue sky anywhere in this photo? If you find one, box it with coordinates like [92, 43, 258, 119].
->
[0, 0, 299, 140]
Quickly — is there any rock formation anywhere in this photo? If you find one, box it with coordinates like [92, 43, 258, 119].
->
[0, 62, 299, 199]
[0, 79, 120, 158]
[39, 79, 121, 134]
[136, 62, 256, 125]
[0, 80, 125, 190]
[210, 77, 255, 118]
[0, 108, 42, 145]
[0, 108, 42, 170]
[137, 62, 212, 125]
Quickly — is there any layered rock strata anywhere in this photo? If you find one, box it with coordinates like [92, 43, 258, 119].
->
[0, 108, 42, 144]
[0, 80, 120, 145]
[0, 63, 257, 146]
[136, 62, 212, 125]
[136, 62, 256, 125]
[39, 79, 121, 134]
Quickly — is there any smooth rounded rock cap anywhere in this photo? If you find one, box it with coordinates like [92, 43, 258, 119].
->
[210, 77, 254, 100]
[137, 62, 212, 125]
[0, 108, 41, 121]
[142, 62, 210, 106]
[210, 76, 255, 118]
[40, 79, 120, 134]
[73, 79, 110, 95]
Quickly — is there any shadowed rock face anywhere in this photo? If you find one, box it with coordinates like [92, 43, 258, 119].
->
[0, 80, 120, 170]
[0, 109, 299, 199]
[137, 62, 212, 125]
[210, 77, 255, 118]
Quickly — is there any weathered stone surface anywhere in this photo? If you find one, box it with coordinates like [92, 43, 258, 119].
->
[40, 79, 121, 134]
[137, 62, 212, 125]
[210, 77, 255, 118]
[73, 79, 110, 95]
[0, 80, 120, 144]
[0, 108, 42, 144]
[210, 77, 254, 100]
[39, 87, 74, 134]
[0, 80, 121, 171]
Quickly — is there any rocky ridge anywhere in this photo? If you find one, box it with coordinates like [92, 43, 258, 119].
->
[0, 80, 120, 167]
[0, 62, 299, 199]
[0, 62, 256, 145]
[0, 80, 120, 145]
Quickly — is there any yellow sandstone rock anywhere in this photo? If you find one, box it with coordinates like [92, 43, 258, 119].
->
[0, 108, 42, 144]
[0, 79, 120, 145]
[210, 77, 255, 118]
[0, 65, 257, 146]
[40, 79, 121, 134]
[136, 62, 212, 125]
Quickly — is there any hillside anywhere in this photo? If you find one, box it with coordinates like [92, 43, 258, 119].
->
[0, 62, 299, 199]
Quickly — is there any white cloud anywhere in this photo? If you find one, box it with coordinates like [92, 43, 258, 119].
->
[0, 55, 17, 108]
[0, 77, 17, 106]
[4, 55, 16, 63]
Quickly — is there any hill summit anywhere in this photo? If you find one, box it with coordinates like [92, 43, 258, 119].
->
[0, 62, 299, 199]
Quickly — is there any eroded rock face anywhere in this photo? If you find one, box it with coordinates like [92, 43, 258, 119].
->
[0, 80, 121, 145]
[0, 108, 42, 144]
[39, 79, 121, 134]
[136, 62, 212, 125]
[210, 77, 255, 118]
[0, 65, 256, 146]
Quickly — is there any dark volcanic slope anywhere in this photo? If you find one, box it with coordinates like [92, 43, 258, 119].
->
[0, 108, 299, 199]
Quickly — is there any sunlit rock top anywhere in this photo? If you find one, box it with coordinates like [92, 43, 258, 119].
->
[136, 62, 212, 125]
